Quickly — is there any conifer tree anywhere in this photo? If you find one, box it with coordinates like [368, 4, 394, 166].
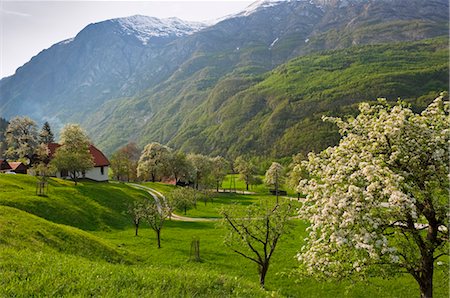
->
[39, 121, 54, 144]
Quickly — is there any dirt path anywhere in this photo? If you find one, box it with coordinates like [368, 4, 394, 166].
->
[128, 183, 219, 222]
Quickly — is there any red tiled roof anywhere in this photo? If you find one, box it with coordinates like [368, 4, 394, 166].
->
[8, 162, 26, 170]
[47, 143, 110, 167]
[89, 145, 110, 167]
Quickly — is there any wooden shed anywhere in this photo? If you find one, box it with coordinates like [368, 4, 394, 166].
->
[8, 162, 27, 174]
[0, 159, 12, 172]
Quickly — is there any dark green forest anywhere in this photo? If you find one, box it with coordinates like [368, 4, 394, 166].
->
[164, 37, 448, 158]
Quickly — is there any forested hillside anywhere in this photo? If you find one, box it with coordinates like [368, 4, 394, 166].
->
[98, 38, 448, 158]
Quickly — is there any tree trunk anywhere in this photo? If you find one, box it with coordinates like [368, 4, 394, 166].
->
[216, 181, 219, 192]
[275, 176, 279, 204]
[416, 198, 438, 298]
[71, 172, 78, 185]
[417, 253, 434, 298]
[151, 173, 156, 183]
[134, 223, 139, 236]
[246, 182, 249, 191]
[259, 263, 269, 288]
[156, 229, 161, 248]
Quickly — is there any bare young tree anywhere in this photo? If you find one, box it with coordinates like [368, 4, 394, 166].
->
[143, 201, 171, 249]
[128, 201, 146, 236]
[221, 201, 292, 288]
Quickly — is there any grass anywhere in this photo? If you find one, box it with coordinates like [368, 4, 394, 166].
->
[0, 247, 268, 298]
[221, 174, 298, 197]
[0, 205, 128, 263]
[0, 174, 448, 297]
[0, 174, 148, 231]
[177, 192, 297, 218]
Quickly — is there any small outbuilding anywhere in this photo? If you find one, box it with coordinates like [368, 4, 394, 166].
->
[0, 159, 12, 172]
[8, 162, 27, 174]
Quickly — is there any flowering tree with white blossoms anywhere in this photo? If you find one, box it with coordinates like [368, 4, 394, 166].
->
[295, 94, 449, 298]
[264, 162, 285, 203]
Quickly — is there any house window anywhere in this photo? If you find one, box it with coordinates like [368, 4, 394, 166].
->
[100, 166, 104, 175]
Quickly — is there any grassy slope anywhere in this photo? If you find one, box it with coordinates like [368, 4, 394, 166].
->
[0, 175, 148, 230]
[0, 206, 127, 263]
[0, 247, 267, 298]
[0, 175, 448, 297]
[0, 175, 267, 297]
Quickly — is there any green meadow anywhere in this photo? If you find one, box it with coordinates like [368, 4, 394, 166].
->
[0, 174, 448, 297]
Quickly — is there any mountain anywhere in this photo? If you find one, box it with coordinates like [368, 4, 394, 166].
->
[0, 0, 448, 157]
[0, 16, 207, 125]
[167, 38, 448, 157]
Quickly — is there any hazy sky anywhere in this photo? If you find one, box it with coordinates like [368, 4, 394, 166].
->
[0, 0, 254, 79]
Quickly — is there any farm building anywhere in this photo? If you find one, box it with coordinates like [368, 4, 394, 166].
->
[48, 143, 110, 182]
[0, 159, 12, 172]
[8, 162, 27, 174]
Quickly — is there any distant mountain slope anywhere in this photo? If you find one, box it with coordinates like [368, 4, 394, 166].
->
[0, 0, 448, 157]
[140, 37, 450, 157]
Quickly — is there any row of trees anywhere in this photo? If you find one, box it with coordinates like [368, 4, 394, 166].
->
[112, 141, 290, 194]
[112, 142, 230, 190]
[0, 116, 95, 185]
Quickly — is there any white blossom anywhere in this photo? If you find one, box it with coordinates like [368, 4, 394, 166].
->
[294, 94, 449, 285]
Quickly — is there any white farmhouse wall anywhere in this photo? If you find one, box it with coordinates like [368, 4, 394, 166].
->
[55, 166, 109, 182]
[85, 166, 109, 181]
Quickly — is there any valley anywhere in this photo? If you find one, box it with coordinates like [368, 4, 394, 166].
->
[1, 175, 447, 297]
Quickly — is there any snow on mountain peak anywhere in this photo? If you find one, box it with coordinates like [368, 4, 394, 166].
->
[236, 0, 320, 17]
[112, 15, 207, 45]
[239, 0, 284, 16]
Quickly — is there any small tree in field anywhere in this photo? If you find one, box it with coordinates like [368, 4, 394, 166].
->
[51, 124, 94, 185]
[168, 188, 196, 215]
[128, 201, 146, 236]
[234, 156, 256, 191]
[143, 201, 171, 249]
[295, 95, 449, 298]
[34, 143, 56, 196]
[264, 162, 285, 203]
[198, 189, 214, 206]
[211, 156, 229, 192]
[221, 201, 292, 288]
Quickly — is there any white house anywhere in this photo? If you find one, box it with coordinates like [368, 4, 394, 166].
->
[48, 143, 110, 182]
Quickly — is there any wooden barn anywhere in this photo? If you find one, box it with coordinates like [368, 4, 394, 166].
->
[0, 159, 12, 172]
[8, 162, 27, 174]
